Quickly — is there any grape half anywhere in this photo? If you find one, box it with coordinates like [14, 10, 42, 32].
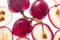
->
[30, 0, 49, 20]
[8, 0, 30, 12]
[12, 18, 32, 37]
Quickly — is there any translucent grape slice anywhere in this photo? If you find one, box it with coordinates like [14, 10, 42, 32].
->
[32, 23, 53, 40]
[54, 0, 60, 4]
[0, 26, 13, 40]
[48, 5, 60, 29]
[53, 30, 60, 40]
[0, 6, 12, 26]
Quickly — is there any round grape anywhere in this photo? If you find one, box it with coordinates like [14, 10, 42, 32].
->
[30, 0, 49, 20]
[12, 18, 32, 37]
[8, 0, 30, 12]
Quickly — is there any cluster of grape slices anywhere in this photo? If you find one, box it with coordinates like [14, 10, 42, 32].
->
[0, 0, 60, 40]
[48, 0, 60, 40]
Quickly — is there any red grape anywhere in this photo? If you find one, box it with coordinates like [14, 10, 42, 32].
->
[12, 18, 32, 37]
[8, 0, 30, 12]
[30, 0, 49, 20]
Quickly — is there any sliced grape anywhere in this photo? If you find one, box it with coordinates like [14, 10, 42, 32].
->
[32, 23, 53, 40]
[54, 0, 60, 4]
[0, 26, 13, 40]
[53, 30, 60, 40]
[0, 6, 12, 26]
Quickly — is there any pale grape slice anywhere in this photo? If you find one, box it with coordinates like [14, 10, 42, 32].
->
[0, 27, 13, 40]
[54, 0, 60, 4]
[53, 30, 60, 40]
[32, 23, 53, 40]
[0, 6, 12, 26]
[48, 5, 60, 29]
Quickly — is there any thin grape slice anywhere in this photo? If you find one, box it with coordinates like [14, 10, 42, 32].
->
[53, 30, 60, 40]
[54, 0, 60, 4]
[32, 23, 53, 40]
[48, 5, 60, 29]
[0, 26, 13, 40]
[0, 6, 12, 26]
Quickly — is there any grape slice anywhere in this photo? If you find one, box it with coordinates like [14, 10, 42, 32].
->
[0, 26, 13, 40]
[32, 23, 53, 40]
[54, 0, 60, 4]
[0, 6, 12, 26]
[48, 5, 60, 29]
[53, 30, 60, 40]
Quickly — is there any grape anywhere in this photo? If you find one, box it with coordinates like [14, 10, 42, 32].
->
[8, 0, 30, 12]
[30, 0, 49, 20]
[0, 6, 12, 26]
[0, 26, 13, 40]
[12, 18, 32, 37]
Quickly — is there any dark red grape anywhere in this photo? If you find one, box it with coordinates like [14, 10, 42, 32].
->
[8, 0, 30, 12]
[12, 18, 32, 37]
[30, 1, 49, 20]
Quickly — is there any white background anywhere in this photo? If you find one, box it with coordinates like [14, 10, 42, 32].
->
[0, 0, 59, 40]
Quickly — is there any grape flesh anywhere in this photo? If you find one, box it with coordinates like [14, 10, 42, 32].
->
[30, 1, 49, 20]
[12, 18, 32, 37]
[8, 0, 30, 12]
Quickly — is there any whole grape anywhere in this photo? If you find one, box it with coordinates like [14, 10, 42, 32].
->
[12, 18, 32, 37]
[8, 0, 30, 12]
[30, 0, 49, 20]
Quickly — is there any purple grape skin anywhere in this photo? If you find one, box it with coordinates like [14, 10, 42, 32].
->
[12, 18, 32, 37]
[30, 1, 49, 20]
[8, 0, 30, 12]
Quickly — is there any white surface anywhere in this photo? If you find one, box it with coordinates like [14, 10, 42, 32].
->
[0, 0, 59, 40]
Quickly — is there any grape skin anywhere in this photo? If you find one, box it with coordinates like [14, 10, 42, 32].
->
[8, 0, 30, 12]
[12, 18, 32, 37]
[30, 1, 49, 20]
